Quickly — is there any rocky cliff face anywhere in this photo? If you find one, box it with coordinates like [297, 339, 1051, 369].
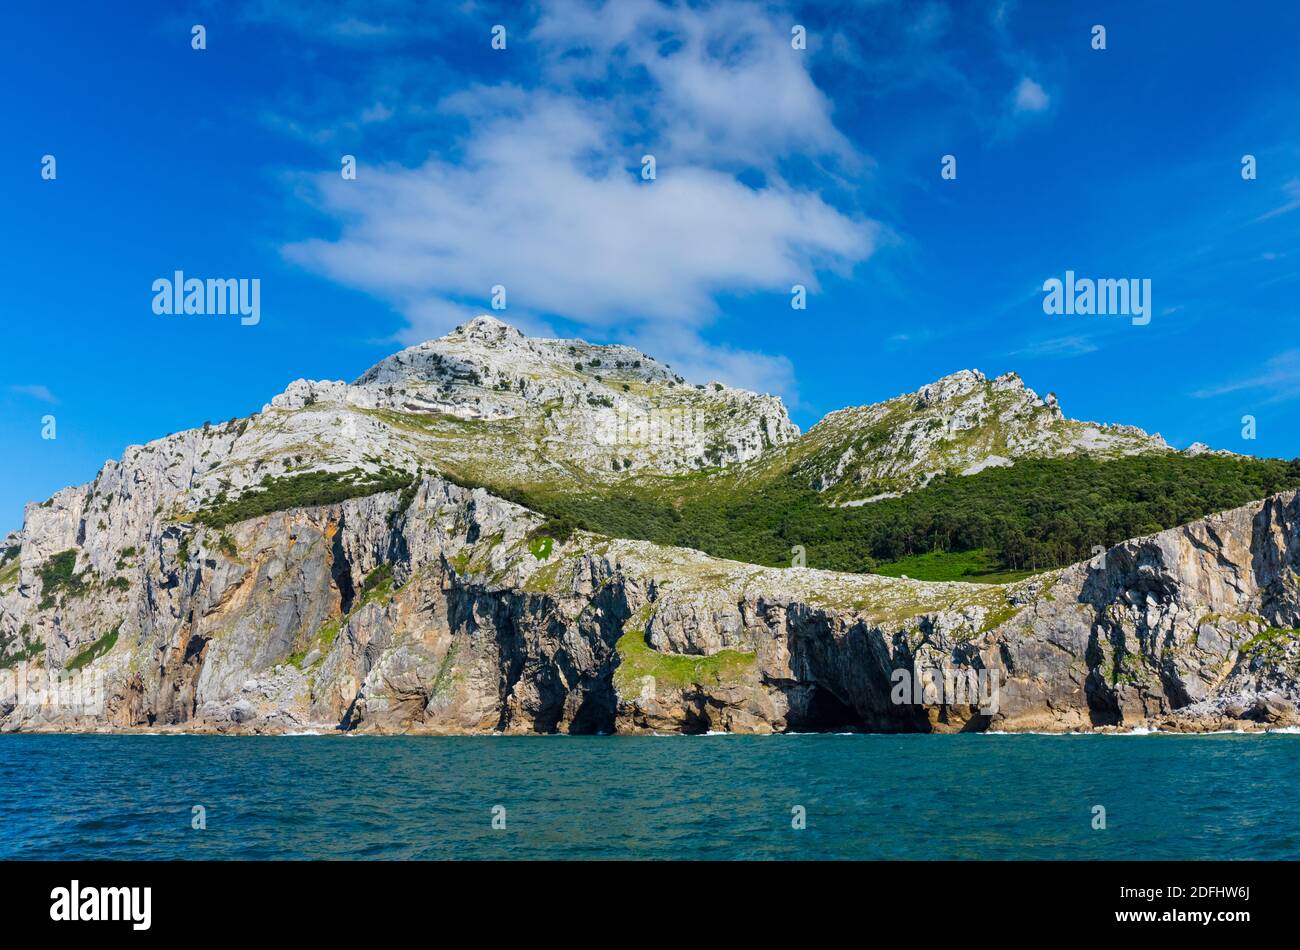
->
[0, 317, 1287, 735]
[3, 471, 1297, 734]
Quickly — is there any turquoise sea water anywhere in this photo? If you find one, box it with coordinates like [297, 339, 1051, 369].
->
[1, 733, 1297, 860]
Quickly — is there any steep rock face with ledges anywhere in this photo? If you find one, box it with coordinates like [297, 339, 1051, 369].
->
[2, 474, 1297, 734]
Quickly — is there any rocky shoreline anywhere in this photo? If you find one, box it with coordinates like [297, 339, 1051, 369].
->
[4, 477, 1298, 736]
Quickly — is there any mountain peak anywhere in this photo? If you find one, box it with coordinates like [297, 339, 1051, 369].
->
[793, 365, 1170, 504]
[252, 315, 801, 481]
[450, 314, 523, 344]
[914, 369, 987, 406]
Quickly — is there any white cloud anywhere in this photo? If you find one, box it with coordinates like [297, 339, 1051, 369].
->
[235, 0, 436, 43]
[626, 324, 797, 399]
[1252, 178, 1300, 224]
[9, 384, 58, 404]
[1011, 335, 1098, 359]
[532, 0, 859, 171]
[1192, 350, 1300, 404]
[1012, 77, 1049, 114]
[284, 103, 873, 324]
[884, 328, 937, 351]
[360, 102, 394, 123]
[281, 0, 878, 400]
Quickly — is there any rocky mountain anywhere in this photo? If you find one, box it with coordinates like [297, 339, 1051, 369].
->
[2, 316, 1297, 734]
[263, 315, 798, 490]
[769, 368, 1172, 506]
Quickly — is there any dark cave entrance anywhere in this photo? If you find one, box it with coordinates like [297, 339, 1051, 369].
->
[787, 683, 867, 733]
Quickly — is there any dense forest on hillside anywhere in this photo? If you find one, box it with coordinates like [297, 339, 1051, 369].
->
[463, 454, 1300, 580]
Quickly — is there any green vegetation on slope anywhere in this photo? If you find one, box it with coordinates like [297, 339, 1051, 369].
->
[0, 624, 44, 670]
[0, 556, 20, 591]
[196, 467, 414, 529]
[37, 550, 89, 609]
[1239, 627, 1300, 667]
[453, 454, 1300, 579]
[287, 617, 343, 669]
[871, 549, 1041, 584]
[355, 563, 394, 608]
[613, 627, 755, 691]
[285, 563, 396, 669]
[67, 625, 120, 670]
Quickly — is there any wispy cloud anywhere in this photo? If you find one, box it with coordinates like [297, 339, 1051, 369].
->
[8, 384, 58, 404]
[1010, 335, 1098, 359]
[233, 0, 443, 44]
[905, 1, 951, 44]
[1251, 178, 1300, 224]
[885, 330, 928, 350]
[628, 326, 797, 400]
[1012, 76, 1049, 114]
[1191, 349, 1300, 404]
[533, 0, 861, 172]
[824, 2, 1054, 146]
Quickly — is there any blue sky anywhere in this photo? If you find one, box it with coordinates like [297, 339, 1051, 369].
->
[3, 0, 1300, 532]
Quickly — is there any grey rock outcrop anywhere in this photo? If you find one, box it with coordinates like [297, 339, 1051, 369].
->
[3, 471, 1297, 734]
[787, 368, 1175, 504]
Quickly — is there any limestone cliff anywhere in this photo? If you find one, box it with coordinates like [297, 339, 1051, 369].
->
[0, 318, 1290, 734]
[2, 474, 1297, 734]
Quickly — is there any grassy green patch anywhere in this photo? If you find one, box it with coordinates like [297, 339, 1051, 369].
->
[522, 555, 566, 593]
[355, 563, 395, 611]
[37, 550, 89, 609]
[1238, 627, 1300, 664]
[1198, 611, 1267, 628]
[287, 617, 343, 669]
[874, 549, 1044, 584]
[978, 599, 1025, 634]
[66, 625, 120, 670]
[317, 617, 342, 650]
[528, 535, 553, 560]
[446, 533, 507, 578]
[613, 622, 756, 692]
[196, 466, 413, 529]
[431, 641, 460, 698]
[0, 624, 44, 669]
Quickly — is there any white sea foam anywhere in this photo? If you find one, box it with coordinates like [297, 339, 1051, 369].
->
[980, 727, 1279, 737]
